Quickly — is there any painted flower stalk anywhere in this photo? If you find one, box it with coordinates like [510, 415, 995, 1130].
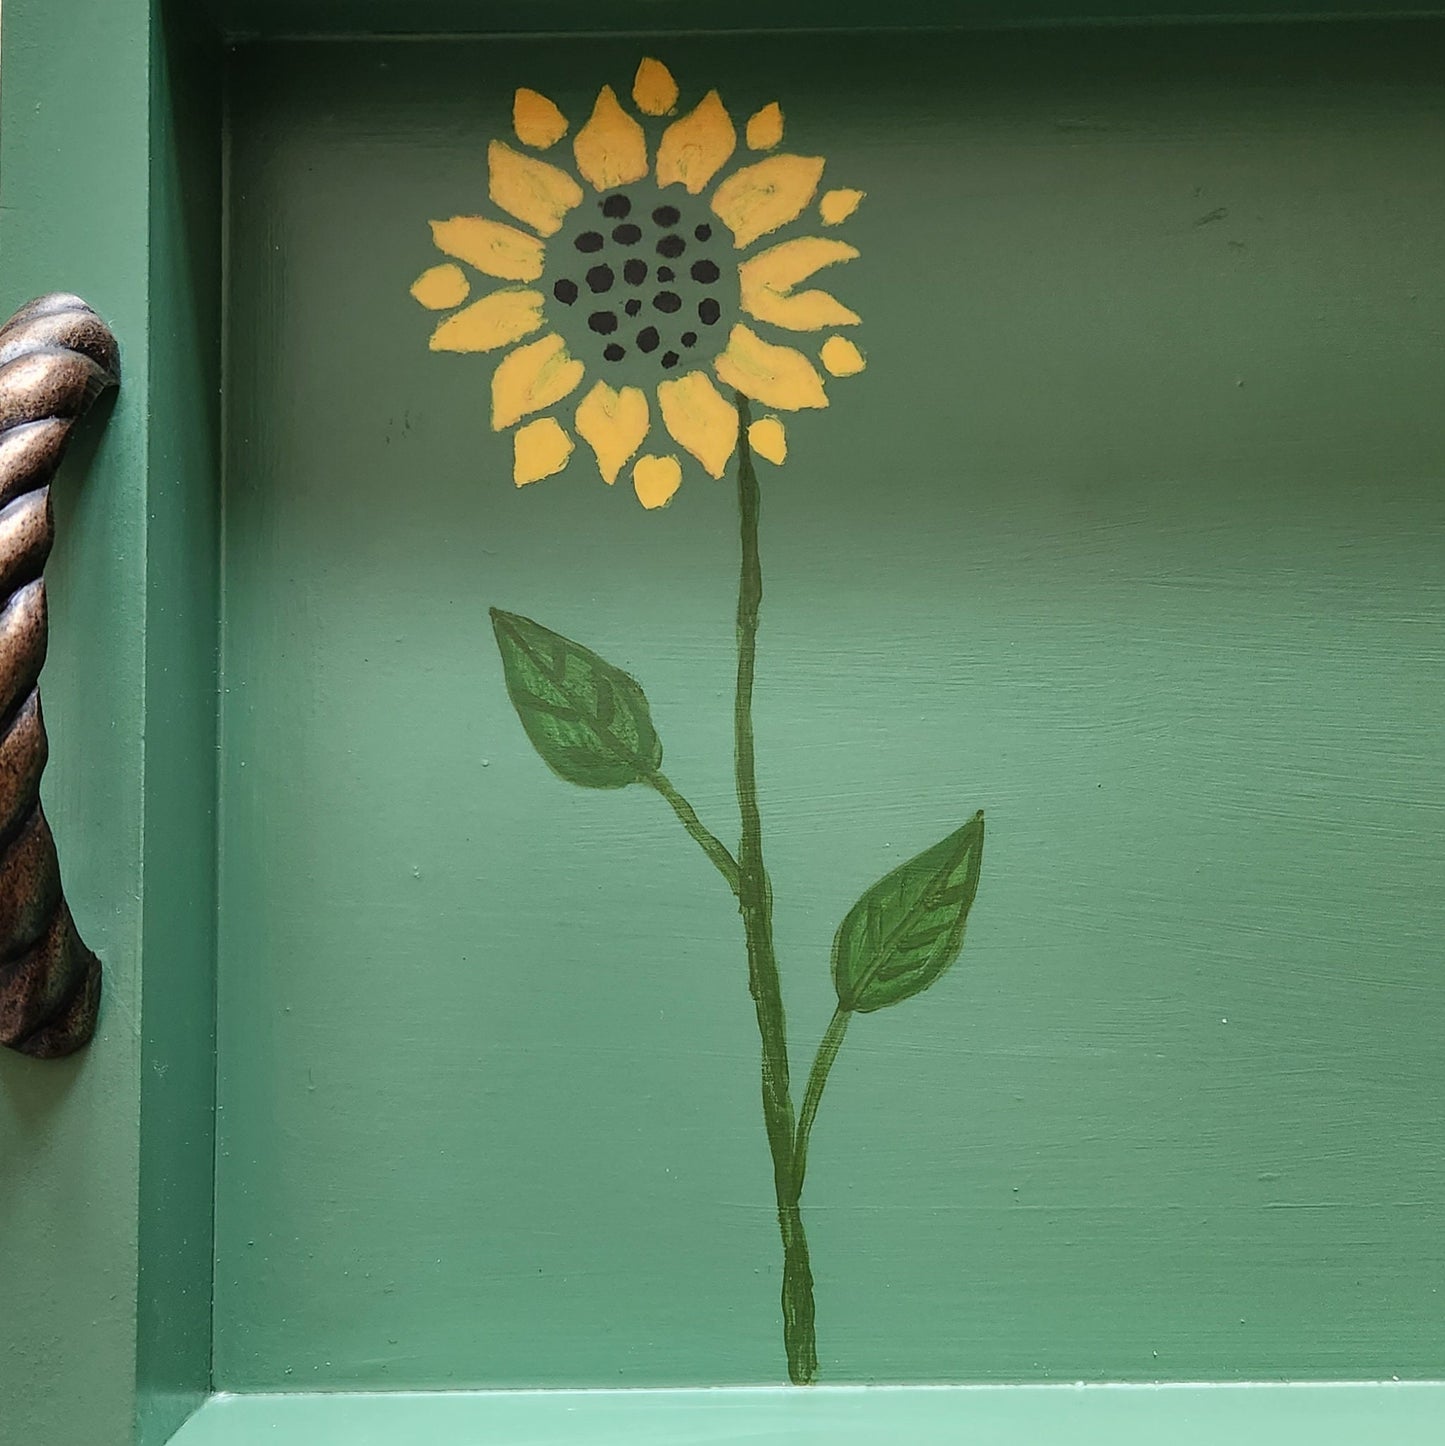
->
[416, 58, 985, 1383]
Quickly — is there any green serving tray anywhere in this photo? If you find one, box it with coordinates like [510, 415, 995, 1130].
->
[2, 3, 1443, 1443]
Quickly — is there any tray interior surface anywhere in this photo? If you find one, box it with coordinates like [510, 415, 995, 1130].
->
[213, 21, 1445, 1405]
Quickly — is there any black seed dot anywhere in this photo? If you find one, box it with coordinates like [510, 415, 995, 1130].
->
[553, 278, 579, 305]
[602, 193, 631, 219]
[657, 266, 675, 282]
[694, 223, 713, 242]
[690, 259, 720, 285]
[603, 342, 626, 362]
[698, 297, 721, 325]
[586, 264, 614, 294]
[589, 310, 618, 335]
[654, 291, 682, 314]
[612, 223, 642, 246]
[681, 331, 698, 347]
[652, 205, 680, 226]
[637, 326, 660, 353]
[623, 258, 648, 286]
[575, 231, 604, 253]
[624, 298, 642, 316]
[661, 351, 680, 369]
[657, 234, 686, 259]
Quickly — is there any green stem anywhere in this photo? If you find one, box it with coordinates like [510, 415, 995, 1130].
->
[731, 393, 817, 1386]
[794, 1006, 851, 1193]
[648, 771, 741, 896]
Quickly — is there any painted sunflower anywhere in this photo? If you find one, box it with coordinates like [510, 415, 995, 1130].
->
[410, 57, 866, 509]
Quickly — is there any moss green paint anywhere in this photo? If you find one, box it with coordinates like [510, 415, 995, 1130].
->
[0, 3, 152, 1442]
[1, 2, 221, 1444]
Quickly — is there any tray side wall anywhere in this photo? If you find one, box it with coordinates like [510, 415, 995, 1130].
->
[136, 1, 226, 1442]
[209, 0, 1445, 41]
[0, 2, 154, 1444]
[0, 2, 224, 1444]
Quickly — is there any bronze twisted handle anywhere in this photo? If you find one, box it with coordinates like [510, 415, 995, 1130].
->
[0, 294, 119, 1058]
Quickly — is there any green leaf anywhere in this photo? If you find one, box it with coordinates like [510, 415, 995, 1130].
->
[831, 813, 985, 1013]
[490, 608, 663, 789]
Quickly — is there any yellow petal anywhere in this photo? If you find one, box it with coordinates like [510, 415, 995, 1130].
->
[573, 85, 649, 192]
[488, 140, 584, 238]
[513, 417, 574, 485]
[748, 416, 787, 465]
[410, 263, 470, 310]
[657, 371, 737, 479]
[430, 290, 546, 353]
[739, 237, 860, 331]
[632, 454, 683, 509]
[491, 333, 586, 431]
[655, 90, 736, 195]
[714, 324, 828, 412]
[514, 88, 569, 149]
[574, 381, 650, 484]
[820, 187, 865, 226]
[745, 102, 784, 151]
[711, 154, 826, 250]
[820, 336, 866, 377]
[633, 57, 679, 116]
[429, 217, 545, 282]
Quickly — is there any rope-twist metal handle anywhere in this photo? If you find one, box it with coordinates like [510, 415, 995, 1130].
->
[0, 294, 119, 1058]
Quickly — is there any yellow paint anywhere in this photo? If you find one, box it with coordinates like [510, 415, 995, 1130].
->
[819, 187, 865, 226]
[574, 381, 650, 484]
[657, 371, 737, 479]
[513, 416, 574, 485]
[632, 57, 678, 117]
[739, 237, 860, 332]
[745, 102, 784, 151]
[632, 454, 683, 509]
[410, 263, 470, 311]
[748, 416, 787, 465]
[513, 88, 569, 150]
[429, 217, 546, 282]
[820, 335, 866, 377]
[711, 154, 826, 249]
[415, 65, 867, 498]
[714, 324, 828, 412]
[655, 91, 736, 195]
[429, 290, 545, 353]
[488, 140, 584, 238]
[491, 333, 586, 431]
[573, 85, 650, 192]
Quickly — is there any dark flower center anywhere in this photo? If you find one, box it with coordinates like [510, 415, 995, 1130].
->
[547, 187, 736, 377]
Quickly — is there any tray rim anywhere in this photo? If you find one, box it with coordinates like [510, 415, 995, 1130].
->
[169, 1381, 1445, 1444]
[209, 0, 1445, 43]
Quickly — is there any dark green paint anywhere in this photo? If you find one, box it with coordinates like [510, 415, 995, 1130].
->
[726, 398, 819, 1384]
[832, 814, 986, 1014]
[490, 396, 986, 1380]
[491, 609, 664, 788]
